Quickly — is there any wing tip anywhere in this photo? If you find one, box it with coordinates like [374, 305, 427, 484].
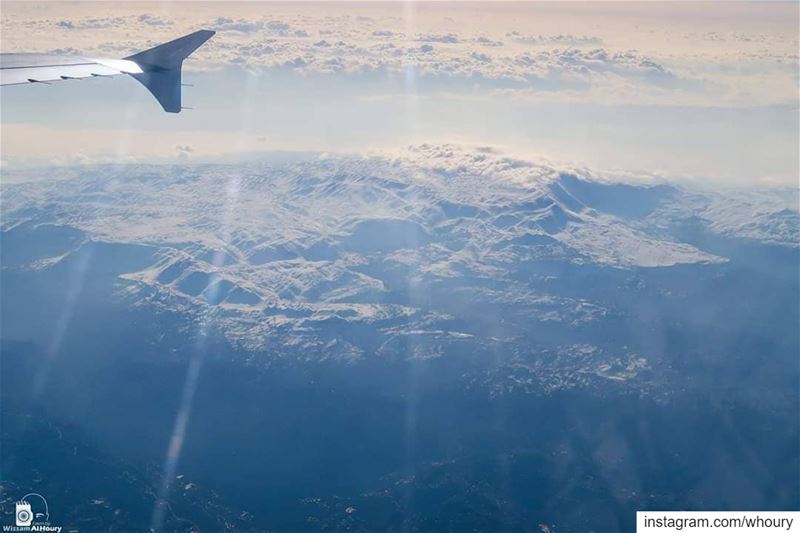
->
[125, 29, 216, 114]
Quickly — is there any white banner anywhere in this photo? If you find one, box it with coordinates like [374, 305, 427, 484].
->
[637, 512, 800, 533]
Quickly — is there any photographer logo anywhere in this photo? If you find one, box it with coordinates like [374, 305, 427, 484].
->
[4, 494, 61, 532]
[14, 503, 31, 527]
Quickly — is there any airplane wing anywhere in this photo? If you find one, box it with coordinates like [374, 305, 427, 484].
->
[0, 30, 215, 113]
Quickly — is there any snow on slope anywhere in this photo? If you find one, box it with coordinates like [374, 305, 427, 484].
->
[1, 145, 795, 375]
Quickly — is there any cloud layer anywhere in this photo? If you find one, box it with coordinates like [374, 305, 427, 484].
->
[2, 2, 797, 107]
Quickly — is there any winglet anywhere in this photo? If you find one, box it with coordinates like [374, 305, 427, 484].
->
[124, 30, 215, 113]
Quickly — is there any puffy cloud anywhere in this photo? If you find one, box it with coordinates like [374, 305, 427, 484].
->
[266, 20, 290, 32]
[507, 32, 603, 46]
[146, 17, 678, 95]
[514, 48, 673, 80]
[77, 16, 128, 30]
[283, 57, 307, 68]
[52, 16, 128, 30]
[137, 14, 173, 27]
[47, 47, 81, 55]
[208, 17, 264, 34]
[3, 2, 796, 107]
[239, 42, 277, 57]
[417, 33, 459, 44]
[175, 144, 195, 161]
[473, 36, 504, 47]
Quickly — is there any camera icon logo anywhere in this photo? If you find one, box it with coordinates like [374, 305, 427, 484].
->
[15, 501, 33, 527]
[11, 494, 51, 528]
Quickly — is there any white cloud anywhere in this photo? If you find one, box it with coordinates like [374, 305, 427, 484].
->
[137, 14, 173, 27]
[3, 2, 796, 107]
[0, 2, 796, 108]
[417, 33, 459, 44]
[507, 32, 603, 46]
[208, 17, 264, 34]
[175, 144, 195, 160]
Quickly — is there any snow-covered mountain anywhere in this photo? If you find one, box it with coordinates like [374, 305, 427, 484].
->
[2, 145, 798, 531]
[1, 145, 797, 392]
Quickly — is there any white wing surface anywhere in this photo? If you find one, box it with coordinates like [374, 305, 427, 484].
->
[0, 30, 215, 113]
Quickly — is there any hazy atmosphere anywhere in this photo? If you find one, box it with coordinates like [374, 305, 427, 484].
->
[1, 2, 798, 533]
[2, 1, 798, 184]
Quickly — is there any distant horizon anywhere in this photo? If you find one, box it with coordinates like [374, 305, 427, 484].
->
[2, 0, 798, 185]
